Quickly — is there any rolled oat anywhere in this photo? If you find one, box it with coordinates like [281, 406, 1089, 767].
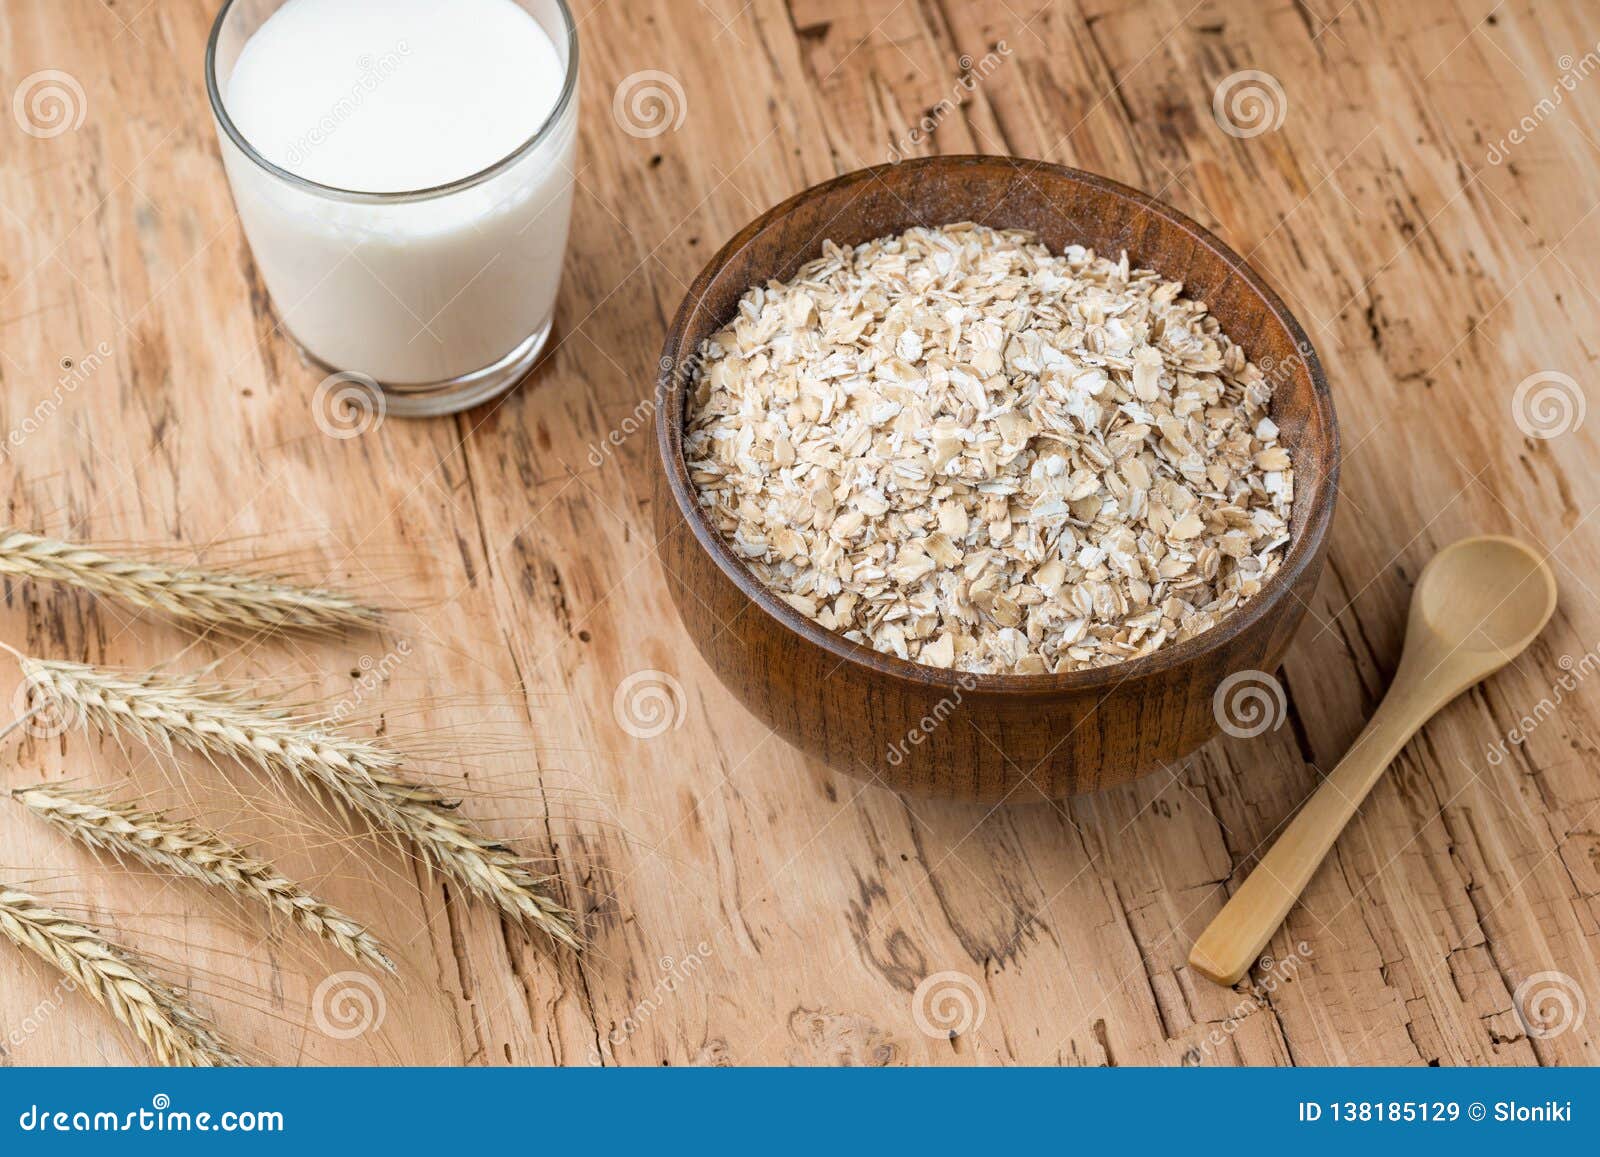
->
[684, 223, 1294, 674]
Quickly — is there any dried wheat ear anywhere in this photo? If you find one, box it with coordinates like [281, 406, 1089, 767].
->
[18, 657, 579, 950]
[0, 883, 240, 1066]
[15, 785, 394, 973]
[0, 527, 383, 636]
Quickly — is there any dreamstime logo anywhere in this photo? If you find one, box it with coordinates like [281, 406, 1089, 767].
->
[2, 974, 77, 1058]
[587, 941, 713, 1063]
[1187, 941, 1313, 1062]
[15, 1092, 283, 1133]
[887, 43, 1011, 161]
[587, 359, 680, 467]
[3, 341, 112, 457]
[1212, 669, 1287, 739]
[1485, 643, 1600, 766]
[586, 391, 656, 467]
[12, 70, 87, 138]
[612, 669, 686, 739]
[326, 640, 412, 729]
[1512, 971, 1586, 1040]
[911, 970, 987, 1040]
[282, 41, 410, 168]
[9, 673, 81, 740]
[1212, 70, 1287, 138]
[612, 70, 687, 138]
[311, 972, 386, 1040]
[1487, 44, 1600, 164]
[885, 673, 978, 765]
[1255, 338, 1316, 393]
[1511, 370, 1585, 440]
[312, 371, 386, 439]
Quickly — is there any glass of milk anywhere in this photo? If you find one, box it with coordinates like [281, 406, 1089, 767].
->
[206, 0, 578, 416]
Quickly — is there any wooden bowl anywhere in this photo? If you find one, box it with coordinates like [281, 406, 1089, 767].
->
[654, 156, 1338, 801]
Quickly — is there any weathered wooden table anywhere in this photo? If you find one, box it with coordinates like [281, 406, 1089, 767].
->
[1, 0, 1596, 1066]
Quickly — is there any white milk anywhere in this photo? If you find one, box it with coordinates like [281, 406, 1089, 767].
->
[214, 0, 577, 399]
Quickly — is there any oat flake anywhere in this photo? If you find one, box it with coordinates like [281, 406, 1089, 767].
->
[684, 223, 1294, 674]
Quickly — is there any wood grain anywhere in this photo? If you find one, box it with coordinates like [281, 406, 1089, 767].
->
[0, 0, 1596, 1066]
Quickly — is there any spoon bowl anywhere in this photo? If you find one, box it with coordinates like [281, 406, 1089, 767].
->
[1411, 534, 1558, 659]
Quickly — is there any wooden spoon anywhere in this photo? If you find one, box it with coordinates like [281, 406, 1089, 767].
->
[1189, 535, 1557, 986]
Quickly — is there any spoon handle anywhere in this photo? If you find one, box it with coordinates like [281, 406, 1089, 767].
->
[1188, 691, 1430, 986]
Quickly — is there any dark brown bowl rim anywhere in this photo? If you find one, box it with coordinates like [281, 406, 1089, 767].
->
[656, 155, 1339, 696]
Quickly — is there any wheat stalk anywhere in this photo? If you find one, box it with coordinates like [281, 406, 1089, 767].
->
[15, 786, 394, 974]
[19, 658, 579, 949]
[0, 883, 240, 1066]
[0, 528, 382, 635]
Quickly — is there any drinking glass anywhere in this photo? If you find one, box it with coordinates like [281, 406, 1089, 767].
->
[206, 0, 579, 416]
